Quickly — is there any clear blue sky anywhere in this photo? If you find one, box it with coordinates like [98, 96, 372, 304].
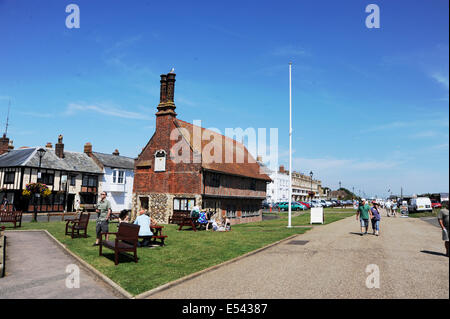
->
[0, 0, 448, 197]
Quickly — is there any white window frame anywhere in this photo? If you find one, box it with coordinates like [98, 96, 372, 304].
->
[112, 169, 125, 184]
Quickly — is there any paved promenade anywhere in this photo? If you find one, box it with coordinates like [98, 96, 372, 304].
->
[0, 231, 120, 299]
[149, 215, 449, 299]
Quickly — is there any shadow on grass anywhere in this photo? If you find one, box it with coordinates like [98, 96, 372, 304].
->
[100, 252, 139, 265]
[420, 250, 448, 257]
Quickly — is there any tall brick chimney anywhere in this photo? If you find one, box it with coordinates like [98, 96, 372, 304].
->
[113, 149, 120, 156]
[0, 134, 10, 155]
[55, 134, 64, 158]
[279, 165, 285, 173]
[156, 72, 177, 118]
[84, 142, 92, 156]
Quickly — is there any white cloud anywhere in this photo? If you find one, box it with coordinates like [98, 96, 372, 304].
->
[431, 72, 449, 90]
[65, 103, 151, 120]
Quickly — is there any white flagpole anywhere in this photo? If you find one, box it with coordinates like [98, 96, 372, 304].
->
[288, 62, 292, 228]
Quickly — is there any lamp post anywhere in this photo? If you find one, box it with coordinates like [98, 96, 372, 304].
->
[309, 171, 313, 202]
[32, 148, 46, 222]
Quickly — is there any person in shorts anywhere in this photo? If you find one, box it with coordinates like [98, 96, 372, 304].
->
[356, 199, 372, 236]
[93, 191, 111, 246]
[438, 201, 449, 257]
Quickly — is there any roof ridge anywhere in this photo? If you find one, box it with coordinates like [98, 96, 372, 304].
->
[93, 151, 135, 159]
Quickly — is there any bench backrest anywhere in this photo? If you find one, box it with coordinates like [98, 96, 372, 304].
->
[117, 223, 140, 242]
[0, 211, 21, 218]
[78, 212, 90, 227]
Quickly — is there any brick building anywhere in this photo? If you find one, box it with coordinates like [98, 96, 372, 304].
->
[132, 72, 271, 224]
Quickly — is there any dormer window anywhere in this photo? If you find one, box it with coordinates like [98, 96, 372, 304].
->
[112, 169, 125, 184]
[154, 150, 166, 172]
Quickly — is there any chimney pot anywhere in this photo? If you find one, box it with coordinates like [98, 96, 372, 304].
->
[55, 134, 64, 158]
[84, 142, 92, 155]
[0, 134, 9, 155]
[113, 149, 120, 156]
[46, 142, 53, 148]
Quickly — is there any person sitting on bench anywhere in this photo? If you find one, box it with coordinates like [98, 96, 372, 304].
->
[134, 209, 157, 247]
[119, 209, 130, 223]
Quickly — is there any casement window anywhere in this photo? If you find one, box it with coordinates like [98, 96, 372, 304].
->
[41, 173, 54, 185]
[112, 170, 125, 184]
[82, 174, 98, 187]
[173, 198, 195, 211]
[226, 205, 237, 219]
[210, 173, 220, 187]
[70, 175, 76, 186]
[3, 171, 15, 184]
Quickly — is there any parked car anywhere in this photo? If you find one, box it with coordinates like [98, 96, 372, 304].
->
[293, 202, 307, 210]
[278, 202, 304, 211]
[299, 201, 311, 209]
[431, 201, 442, 209]
[408, 197, 432, 213]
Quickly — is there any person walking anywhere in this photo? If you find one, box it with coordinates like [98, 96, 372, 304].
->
[370, 202, 381, 236]
[356, 199, 372, 236]
[385, 200, 392, 217]
[391, 201, 397, 217]
[93, 191, 111, 246]
[437, 201, 449, 257]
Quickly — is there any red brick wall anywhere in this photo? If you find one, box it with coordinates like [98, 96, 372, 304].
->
[134, 114, 202, 195]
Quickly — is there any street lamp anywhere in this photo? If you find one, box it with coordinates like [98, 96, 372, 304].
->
[309, 171, 313, 202]
[32, 147, 46, 222]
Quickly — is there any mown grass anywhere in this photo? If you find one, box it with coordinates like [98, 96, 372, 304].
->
[14, 211, 353, 296]
[408, 208, 441, 218]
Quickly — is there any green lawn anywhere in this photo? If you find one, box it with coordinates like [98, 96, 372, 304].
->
[408, 208, 441, 218]
[16, 211, 354, 296]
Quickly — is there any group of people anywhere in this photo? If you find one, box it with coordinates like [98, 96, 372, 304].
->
[91, 191, 157, 247]
[355, 199, 382, 236]
[190, 206, 231, 232]
[91, 192, 232, 248]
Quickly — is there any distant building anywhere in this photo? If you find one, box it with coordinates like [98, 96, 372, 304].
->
[85, 145, 135, 212]
[133, 72, 271, 224]
[0, 135, 102, 212]
[266, 165, 290, 204]
[291, 171, 324, 201]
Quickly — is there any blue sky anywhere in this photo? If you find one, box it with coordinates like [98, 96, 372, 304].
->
[0, 0, 448, 197]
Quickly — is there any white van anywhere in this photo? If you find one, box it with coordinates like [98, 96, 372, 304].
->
[408, 197, 432, 212]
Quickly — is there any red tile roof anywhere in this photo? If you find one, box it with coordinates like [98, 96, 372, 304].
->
[174, 119, 271, 181]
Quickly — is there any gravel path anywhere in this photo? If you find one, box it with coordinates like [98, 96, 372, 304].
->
[149, 215, 449, 299]
[0, 231, 120, 299]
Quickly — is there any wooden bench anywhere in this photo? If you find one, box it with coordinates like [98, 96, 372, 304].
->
[0, 211, 23, 228]
[65, 212, 91, 238]
[99, 223, 139, 265]
[169, 214, 200, 232]
[137, 225, 168, 246]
